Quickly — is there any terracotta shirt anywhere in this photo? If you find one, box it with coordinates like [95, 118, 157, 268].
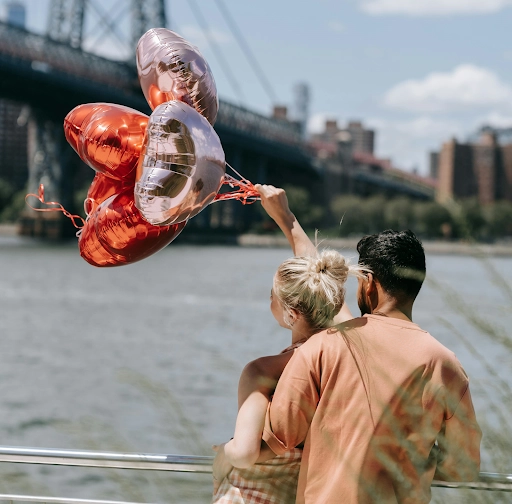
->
[263, 315, 481, 504]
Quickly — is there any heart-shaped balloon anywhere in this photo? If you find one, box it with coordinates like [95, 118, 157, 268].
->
[137, 28, 218, 125]
[79, 189, 186, 267]
[84, 173, 132, 215]
[134, 100, 225, 226]
[63, 102, 188, 267]
[64, 103, 148, 181]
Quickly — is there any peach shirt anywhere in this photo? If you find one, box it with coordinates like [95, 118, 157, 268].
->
[263, 315, 481, 504]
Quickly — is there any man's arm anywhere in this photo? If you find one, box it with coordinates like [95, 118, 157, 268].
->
[255, 184, 317, 257]
[261, 345, 320, 456]
[434, 385, 481, 481]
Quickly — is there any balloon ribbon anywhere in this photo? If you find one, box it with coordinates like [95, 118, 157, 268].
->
[213, 163, 260, 204]
[25, 184, 85, 229]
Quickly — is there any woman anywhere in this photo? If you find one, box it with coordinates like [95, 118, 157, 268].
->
[212, 186, 365, 503]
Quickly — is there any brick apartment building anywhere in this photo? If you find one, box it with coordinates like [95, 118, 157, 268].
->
[435, 131, 512, 204]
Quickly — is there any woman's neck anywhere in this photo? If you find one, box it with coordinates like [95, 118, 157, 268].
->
[291, 319, 316, 344]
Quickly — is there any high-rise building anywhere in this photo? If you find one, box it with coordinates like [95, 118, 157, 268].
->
[311, 119, 375, 155]
[343, 121, 374, 155]
[293, 82, 310, 139]
[436, 132, 512, 204]
[5, 1, 26, 28]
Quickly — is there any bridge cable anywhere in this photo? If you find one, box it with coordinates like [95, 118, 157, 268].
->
[185, 0, 247, 105]
[212, 0, 278, 105]
[84, 0, 131, 56]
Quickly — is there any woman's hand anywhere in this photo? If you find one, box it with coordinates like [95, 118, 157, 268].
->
[255, 184, 294, 225]
[255, 184, 317, 257]
[212, 443, 233, 491]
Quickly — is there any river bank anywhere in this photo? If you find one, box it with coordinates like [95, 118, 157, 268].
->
[237, 233, 512, 256]
[1, 223, 512, 256]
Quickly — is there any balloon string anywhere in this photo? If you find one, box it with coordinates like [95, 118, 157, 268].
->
[213, 162, 261, 205]
[25, 184, 86, 229]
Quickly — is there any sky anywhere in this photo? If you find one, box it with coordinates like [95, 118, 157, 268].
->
[3, 0, 512, 175]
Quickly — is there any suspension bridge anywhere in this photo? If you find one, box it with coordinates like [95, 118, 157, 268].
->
[0, 0, 433, 238]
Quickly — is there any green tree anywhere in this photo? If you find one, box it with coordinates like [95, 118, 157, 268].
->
[453, 198, 486, 240]
[482, 200, 512, 239]
[283, 185, 324, 229]
[330, 194, 365, 236]
[0, 189, 27, 223]
[0, 178, 14, 212]
[384, 197, 415, 231]
[413, 201, 453, 238]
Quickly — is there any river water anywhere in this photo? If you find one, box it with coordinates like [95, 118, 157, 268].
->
[0, 236, 510, 503]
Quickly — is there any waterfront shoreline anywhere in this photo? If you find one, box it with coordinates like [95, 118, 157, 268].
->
[237, 234, 512, 256]
[1, 223, 511, 256]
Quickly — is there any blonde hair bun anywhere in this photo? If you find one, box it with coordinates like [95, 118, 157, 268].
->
[274, 249, 366, 330]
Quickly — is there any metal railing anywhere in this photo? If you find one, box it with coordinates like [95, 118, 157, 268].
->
[0, 445, 509, 503]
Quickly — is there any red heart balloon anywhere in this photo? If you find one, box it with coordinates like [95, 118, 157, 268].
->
[84, 173, 132, 215]
[64, 103, 148, 181]
[79, 189, 186, 267]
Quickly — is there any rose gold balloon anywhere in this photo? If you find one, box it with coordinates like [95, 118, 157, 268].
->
[79, 189, 186, 267]
[137, 28, 218, 125]
[64, 103, 148, 181]
[134, 101, 225, 226]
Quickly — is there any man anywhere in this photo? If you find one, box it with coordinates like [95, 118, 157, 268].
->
[256, 184, 481, 503]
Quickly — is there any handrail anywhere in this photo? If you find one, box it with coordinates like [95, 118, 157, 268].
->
[0, 446, 212, 473]
[0, 446, 510, 492]
[0, 495, 148, 504]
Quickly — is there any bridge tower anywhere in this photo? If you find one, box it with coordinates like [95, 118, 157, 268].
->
[23, 0, 167, 238]
[46, 0, 167, 56]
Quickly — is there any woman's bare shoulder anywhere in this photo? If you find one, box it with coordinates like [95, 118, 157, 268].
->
[242, 351, 295, 383]
[237, 349, 298, 404]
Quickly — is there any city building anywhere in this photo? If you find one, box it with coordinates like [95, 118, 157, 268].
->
[436, 131, 512, 204]
[0, 100, 28, 192]
[4, 1, 26, 28]
[310, 119, 375, 155]
[308, 118, 435, 203]
[0, 1, 28, 193]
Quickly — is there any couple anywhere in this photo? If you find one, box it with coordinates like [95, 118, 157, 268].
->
[212, 185, 481, 504]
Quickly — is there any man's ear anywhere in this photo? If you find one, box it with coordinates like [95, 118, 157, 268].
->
[365, 272, 376, 294]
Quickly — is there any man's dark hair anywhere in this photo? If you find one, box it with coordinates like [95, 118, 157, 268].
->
[357, 229, 426, 301]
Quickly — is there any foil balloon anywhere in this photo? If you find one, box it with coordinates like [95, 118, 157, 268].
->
[64, 103, 148, 181]
[134, 100, 225, 226]
[84, 173, 132, 215]
[79, 189, 186, 267]
[63, 102, 187, 267]
[137, 28, 218, 125]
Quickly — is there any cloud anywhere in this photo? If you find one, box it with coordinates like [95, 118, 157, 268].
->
[480, 111, 512, 128]
[382, 65, 512, 113]
[360, 0, 512, 16]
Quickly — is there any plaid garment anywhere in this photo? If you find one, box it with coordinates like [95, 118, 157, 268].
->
[212, 448, 302, 504]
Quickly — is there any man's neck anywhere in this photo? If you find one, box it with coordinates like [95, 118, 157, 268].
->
[370, 299, 413, 322]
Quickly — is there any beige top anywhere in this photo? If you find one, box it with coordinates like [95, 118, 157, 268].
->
[263, 315, 481, 504]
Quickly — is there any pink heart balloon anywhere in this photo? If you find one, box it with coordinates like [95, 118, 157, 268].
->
[134, 101, 225, 226]
[137, 28, 219, 125]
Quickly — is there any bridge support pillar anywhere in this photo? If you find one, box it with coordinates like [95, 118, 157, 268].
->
[19, 109, 75, 239]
